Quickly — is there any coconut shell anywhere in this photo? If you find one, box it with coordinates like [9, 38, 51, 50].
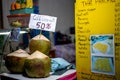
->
[24, 50, 51, 78]
[5, 49, 30, 73]
[29, 34, 51, 55]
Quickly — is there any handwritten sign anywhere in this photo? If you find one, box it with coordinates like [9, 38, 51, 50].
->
[29, 13, 57, 32]
[75, 0, 120, 80]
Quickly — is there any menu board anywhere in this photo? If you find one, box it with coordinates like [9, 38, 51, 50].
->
[75, 0, 120, 80]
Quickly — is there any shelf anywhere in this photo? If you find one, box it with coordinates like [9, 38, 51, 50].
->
[7, 14, 30, 17]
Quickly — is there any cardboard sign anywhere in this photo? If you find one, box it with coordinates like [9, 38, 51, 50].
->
[75, 0, 120, 80]
[29, 13, 57, 32]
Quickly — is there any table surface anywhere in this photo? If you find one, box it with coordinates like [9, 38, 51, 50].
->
[0, 69, 76, 80]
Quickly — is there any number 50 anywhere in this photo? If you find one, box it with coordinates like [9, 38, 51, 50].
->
[36, 22, 45, 29]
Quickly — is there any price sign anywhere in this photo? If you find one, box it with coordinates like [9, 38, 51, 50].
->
[29, 13, 57, 32]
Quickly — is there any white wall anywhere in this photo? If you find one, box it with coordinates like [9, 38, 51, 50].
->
[38, 0, 75, 34]
[2, 0, 75, 34]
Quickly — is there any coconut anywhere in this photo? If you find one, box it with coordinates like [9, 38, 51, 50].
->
[29, 34, 51, 55]
[24, 50, 51, 78]
[5, 49, 30, 73]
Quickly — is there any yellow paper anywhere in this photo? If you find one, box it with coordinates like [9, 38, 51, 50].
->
[75, 0, 120, 79]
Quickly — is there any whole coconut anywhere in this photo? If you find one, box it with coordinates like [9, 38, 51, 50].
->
[29, 34, 51, 55]
[24, 50, 51, 78]
[5, 49, 30, 73]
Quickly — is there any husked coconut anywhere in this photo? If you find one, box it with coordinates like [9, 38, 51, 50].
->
[5, 49, 30, 73]
[29, 34, 51, 55]
[24, 50, 51, 78]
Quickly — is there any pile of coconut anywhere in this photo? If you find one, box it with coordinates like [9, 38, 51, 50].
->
[4, 34, 51, 78]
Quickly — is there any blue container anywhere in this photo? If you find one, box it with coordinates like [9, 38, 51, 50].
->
[10, 8, 34, 14]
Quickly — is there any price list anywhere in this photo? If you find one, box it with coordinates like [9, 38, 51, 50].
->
[75, 0, 120, 80]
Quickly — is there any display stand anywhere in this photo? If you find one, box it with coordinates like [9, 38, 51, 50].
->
[7, 14, 30, 28]
[0, 0, 58, 79]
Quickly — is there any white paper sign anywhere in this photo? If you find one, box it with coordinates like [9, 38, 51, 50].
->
[29, 13, 57, 32]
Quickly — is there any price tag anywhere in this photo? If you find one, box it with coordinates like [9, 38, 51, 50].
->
[29, 13, 57, 32]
